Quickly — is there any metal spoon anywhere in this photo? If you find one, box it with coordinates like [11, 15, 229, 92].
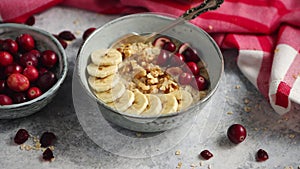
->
[110, 0, 224, 48]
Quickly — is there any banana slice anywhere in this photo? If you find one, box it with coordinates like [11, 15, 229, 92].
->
[88, 74, 120, 92]
[158, 94, 178, 115]
[171, 90, 193, 111]
[91, 49, 122, 66]
[87, 63, 117, 78]
[94, 82, 125, 103]
[125, 89, 148, 115]
[141, 94, 162, 116]
[107, 90, 135, 112]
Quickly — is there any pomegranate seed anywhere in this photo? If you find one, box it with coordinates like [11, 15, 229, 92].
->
[58, 30, 76, 41]
[227, 124, 247, 144]
[0, 94, 13, 105]
[42, 148, 54, 161]
[16, 34, 35, 52]
[256, 149, 269, 162]
[200, 150, 213, 160]
[25, 16, 35, 26]
[82, 27, 96, 41]
[40, 132, 56, 147]
[2, 39, 19, 55]
[14, 129, 29, 144]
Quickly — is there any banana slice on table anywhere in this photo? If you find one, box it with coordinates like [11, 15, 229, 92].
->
[171, 90, 193, 111]
[94, 82, 125, 103]
[141, 94, 162, 116]
[87, 63, 117, 78]
[91, 49, 122, 66]
[88, 74, 120, 92]
[158, 94, 178, 115]
[107, 90, 135, 112]
[125, 89, 148, 115]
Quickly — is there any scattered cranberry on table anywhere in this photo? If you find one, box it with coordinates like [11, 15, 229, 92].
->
[43, 148, 55, 161]
[58, 30, 76, 41]
[14, 129, 29, 145]
[227, 124, 247, 144]
[40, 132, 57, 148]
[200, 149, 213, 160]
[256, 149, 269, 162]
[82, 27, 96, 41]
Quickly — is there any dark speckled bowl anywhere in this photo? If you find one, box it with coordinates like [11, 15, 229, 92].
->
[0, 23, 68, 119]
[77, 13, 223, 132]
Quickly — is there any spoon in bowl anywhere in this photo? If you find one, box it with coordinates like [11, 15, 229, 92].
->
[110, 0, 224, 48]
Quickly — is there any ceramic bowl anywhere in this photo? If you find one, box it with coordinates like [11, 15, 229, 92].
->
[77, 13, 223, 132]
[0, 23, 68, 119]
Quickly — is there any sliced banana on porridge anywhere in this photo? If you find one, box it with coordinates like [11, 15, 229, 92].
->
[91, 49, 122, 66]
[87, 63, 118, 78]
[125, 89, 149, 115]
[171, 89, 193, 111]
[93, 82, 125, 103]
[141, 94, 162, 116]
[88, 74, 120, 92]
[158, 94, 178, 115]
[107, 89, 135, 112]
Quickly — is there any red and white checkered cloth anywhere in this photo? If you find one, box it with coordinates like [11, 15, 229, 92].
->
[1, 0, 299, 115]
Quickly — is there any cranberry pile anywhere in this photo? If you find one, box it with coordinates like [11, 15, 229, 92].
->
[0, 33, 58, 105]
[153, 36, 208, 91]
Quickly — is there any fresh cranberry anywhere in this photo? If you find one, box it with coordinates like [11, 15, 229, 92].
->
[37, 71, 57, 91]
[256, 149, 269, 162]
[52, 34, 68, 49]
[40, 132, 57, 147]
[181, 46, 200, 63]
[20, 52, 39, 67]
[0, 94, 13, 105]
[200, 150, 213, 160]
[162, 41, 176, 52]
[41, 50, 58, 68]
[27, 49, 41, 59]
[0, 51, 14, 67]
[23, 66, 39, 82]
[170, 53, 185, 66]
[183, 62, 199, 75]
[178, 72, 193, 85]
[227, 124, 247, 144]
[191, 75, 208, 91]
[38, 67, 48, 75]
[152, 37, 171, 48]
[14, 129, 29, 144]
[27, 87, 42, 100]
[156, 50, 171, 66]
[12, 92, 28, 104]
[42, 148, 54, 161]
[7, 73, 30, 92]
[25, 16, 35, 26]
[58, 30, 76, 41]
[82, 27, 96, 41]
[2, 39, 19, 55]
[16, 34, 35, 52]
[0, 80, 6, 92]
[4, 64, 23, 76]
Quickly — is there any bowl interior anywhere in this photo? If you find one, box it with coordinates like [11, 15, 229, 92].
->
[77, 13, 223, 117]
[0, 23, 67, 109]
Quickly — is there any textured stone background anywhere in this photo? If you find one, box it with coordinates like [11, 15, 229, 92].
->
[0, 6, 300, 169]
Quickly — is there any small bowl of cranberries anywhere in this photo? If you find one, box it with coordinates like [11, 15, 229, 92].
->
[0, 23, 68, 119]
[77, 13, 223, 132]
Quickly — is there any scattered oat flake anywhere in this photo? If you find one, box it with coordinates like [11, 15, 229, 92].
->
[235, 85, 241, 89]
[176, 162, 183, 169]
[289, 134, 296, 139]
[175, 150, 181, 155]
[244, 98, 250, 104]
[73, 20, 79, 25]
[244, 106, 251, 112]
[136, 133, 142, 137]
[227, 111, 233, 115]
[74, 30, 81, 36]
[25, 145, 32, 151]
[199, 161, 203, 166]
[20, 144, 25, 150]
[254, 127, 259, 131]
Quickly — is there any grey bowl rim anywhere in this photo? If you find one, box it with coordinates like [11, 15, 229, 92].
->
[77, 12, 224, 120]
[0, 23, 68, 110]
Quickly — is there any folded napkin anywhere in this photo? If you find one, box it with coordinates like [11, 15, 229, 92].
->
[1, 0, 299, 115]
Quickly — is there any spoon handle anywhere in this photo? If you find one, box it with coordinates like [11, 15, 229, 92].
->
[149, 0, 224, 38]
[180, 0, 224, 20]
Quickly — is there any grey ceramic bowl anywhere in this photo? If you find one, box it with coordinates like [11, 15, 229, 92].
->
[0, 23, 68, 119]
[77, 13, 223, 132]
